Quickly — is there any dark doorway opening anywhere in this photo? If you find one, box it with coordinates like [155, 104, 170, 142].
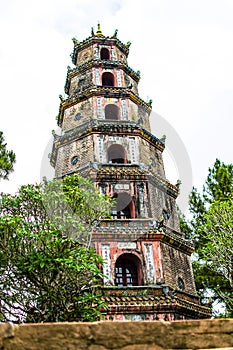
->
[102, 72, 114, 87]
[105, 104, 119, 120]
[115, 254, 142, 286]
[107, 144, 126, 164]
[100, 48, 110, 60]
[111, 192, 136, 219]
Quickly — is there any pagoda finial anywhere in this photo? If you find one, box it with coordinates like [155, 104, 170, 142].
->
[96, 22, 104, 37]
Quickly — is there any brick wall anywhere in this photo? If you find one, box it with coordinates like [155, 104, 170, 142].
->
[76, 46, 93, 65]
[68, 70, 93, 96]
[161, 243, 196, 294]
[139, 139, 165, 177]
[62, 99, 93, 132]
[55, 135, 94, 177]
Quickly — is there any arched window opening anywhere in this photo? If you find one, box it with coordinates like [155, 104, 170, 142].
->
[115, 254, 142, 286]
[100, 48, 110, 60]
[107, 144, 127, 164]
[102, 72, 114, 87]
[111, 192, 136, 219]
[178, 277, 185, 291]
[105, 104, 119, 120]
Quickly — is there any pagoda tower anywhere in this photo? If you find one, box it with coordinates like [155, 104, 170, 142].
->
[51, 25, 211, 320]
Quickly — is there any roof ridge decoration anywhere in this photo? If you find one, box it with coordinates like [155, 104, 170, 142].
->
[71, 25, 131, 64]
[91, 23, 119, 39]
[95, 23, 105, 38]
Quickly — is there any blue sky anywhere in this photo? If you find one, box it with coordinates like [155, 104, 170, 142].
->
[1, 0, 233, 213]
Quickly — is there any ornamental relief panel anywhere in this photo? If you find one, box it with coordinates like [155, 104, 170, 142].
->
[77, 46, 92, 65]
[69, 71, 93, 96]
[62, 99, 93, 131]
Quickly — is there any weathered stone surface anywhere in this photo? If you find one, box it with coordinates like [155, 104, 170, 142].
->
[1, 319, 233, 350]
[0, 322, 14, 347]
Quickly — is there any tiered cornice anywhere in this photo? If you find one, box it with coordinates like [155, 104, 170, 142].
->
[58, 87, 152, 126]
[94, 164, 178, 198]
[100, 286, 211, 319]
[93, 220, 192, 253]
[65, 59, 140, 94]
[50, 120, 165, 167]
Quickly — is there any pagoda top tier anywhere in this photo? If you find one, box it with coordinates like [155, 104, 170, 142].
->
[71, 24, 131, 65]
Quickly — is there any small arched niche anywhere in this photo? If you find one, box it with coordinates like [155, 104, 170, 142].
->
[102, 72, 114, 87]
[107, 144, 127, 164]
[115, 253, 143, 286]
[111, 192, 136, 219]
[105, 104, 119, 120]
[100, 48, 110, 60]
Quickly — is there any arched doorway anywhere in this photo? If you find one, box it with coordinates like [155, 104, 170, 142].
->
[105, 104, 119, 120]
[100, 48, 110, 60]
[115, 254, 142, 286]
[111, 192, 136, 219]
[107, 144, 127, 164]
[102, 72, 114, 87]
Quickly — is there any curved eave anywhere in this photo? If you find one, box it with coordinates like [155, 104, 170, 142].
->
[102, 297, 211, 319]
[65, 59, 140, 94]
[72, 36, 130, 64]
[92, 224, 193, 254]
[50, 122, 164, 169]
[147, 173, 179, 199]
[140, 230, 194, 254]
[57, 86, 152, 127]
[54, 120, 163, 148]
[99, 286, 212, 318]
[93, 219, 186, 244]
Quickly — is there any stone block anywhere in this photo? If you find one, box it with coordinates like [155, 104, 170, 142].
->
[1, 319, 233, 350]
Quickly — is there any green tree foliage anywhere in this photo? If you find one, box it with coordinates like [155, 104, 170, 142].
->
[200, 199, 233, 314]
[0, 175, 112, 323]
[181, 159, 233, 316]
[0, 131, 16, 180]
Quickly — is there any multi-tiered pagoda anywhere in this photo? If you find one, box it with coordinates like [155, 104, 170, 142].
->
[51, 24, 211, 320]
